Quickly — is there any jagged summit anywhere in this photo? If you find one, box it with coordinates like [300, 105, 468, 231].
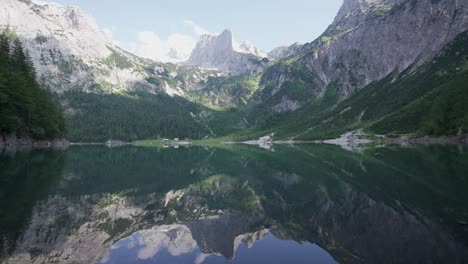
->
[262, 0, 468, 95]
[186, 29, 267, 74]
[191, 29, 234, 60]
[267, 42, 303, 60]
[1, 0, 112, 59]
[0, 0, 167, 94]
[237, 40, 267, 58]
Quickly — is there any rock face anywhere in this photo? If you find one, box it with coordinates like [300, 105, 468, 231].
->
[0, 0, 222, 96]
[184, 214, 266, 259]
[6, 173, 467, 264]
[236, 40, 267, 58]
[262, 0, 468, 95]
[0, 0, 155, 93]
[296, 182, 468, 264]
[267, 42, 304, 60]
[272, 96, 302, 113]
[3, 194, 145, 264]
[186, 30, 268, 75]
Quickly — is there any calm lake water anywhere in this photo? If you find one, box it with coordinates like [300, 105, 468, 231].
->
[1, 144, 468, 263]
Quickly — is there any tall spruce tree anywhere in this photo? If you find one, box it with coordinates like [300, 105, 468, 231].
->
[0, 32, 64, 140]
[0, 32, 16, 136]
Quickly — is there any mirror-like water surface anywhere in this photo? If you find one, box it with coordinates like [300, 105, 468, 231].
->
[1, 144, 467, 264]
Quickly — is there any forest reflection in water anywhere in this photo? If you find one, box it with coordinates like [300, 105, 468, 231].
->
[0, 143, 467, 263]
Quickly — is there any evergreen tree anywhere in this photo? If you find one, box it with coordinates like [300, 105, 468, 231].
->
[0, 32, 65, 140]
[0, 32, 16, 136]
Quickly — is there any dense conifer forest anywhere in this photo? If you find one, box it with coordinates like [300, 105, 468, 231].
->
[0, 32, 65, 141]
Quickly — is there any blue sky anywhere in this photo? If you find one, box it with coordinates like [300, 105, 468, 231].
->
[38, 0, 343, 61]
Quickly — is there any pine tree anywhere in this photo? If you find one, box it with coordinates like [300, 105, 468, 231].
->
[0, 32, 16, 136]
[0, 32, 65, 140]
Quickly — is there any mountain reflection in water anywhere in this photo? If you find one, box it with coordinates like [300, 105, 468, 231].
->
[0, 144, 467, 264]
[99, 226, 336, 264]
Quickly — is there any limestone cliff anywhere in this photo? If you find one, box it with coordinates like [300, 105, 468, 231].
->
[261, 0, 468, 96]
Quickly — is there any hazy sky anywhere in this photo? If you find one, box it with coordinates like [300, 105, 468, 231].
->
[35, 0, 343, 61]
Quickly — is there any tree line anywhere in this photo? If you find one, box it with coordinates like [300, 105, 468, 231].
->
[64, 90, 211, 142]
[0, 32, 65, 140]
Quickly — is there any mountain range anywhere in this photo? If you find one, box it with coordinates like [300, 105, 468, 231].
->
[0, 0, 467, 143]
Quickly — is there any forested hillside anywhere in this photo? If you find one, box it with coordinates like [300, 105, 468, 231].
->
[1, 0, 466, 143]
[63, 91, 210, 142]
[0, 32, 65, 141]
[63, 90, 248, 142]
[63, 31, 468, 142]
[232, 31, 468, 140]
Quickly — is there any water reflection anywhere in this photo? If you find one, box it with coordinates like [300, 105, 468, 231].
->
[1, 144, 467, 263]
[99, 227, 336, 264]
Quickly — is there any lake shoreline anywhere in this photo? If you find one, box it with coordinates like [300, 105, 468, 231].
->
[0, 134, 70, 151]
[382, 134, 468, 145]
[55, 134, 468, 150]
[222, 133, 468, 147]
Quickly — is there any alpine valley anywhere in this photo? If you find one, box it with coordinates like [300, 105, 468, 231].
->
[1, 0, 468, 144]
[2, 1, 468, 264]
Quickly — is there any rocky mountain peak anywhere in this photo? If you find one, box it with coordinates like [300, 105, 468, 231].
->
[340, 0, 403, 11]
[195, 29, 233, 55]
[187, 29, 267, 74]
[267, 42, 303, 60]
[237, 40, 267, 58]
[333, 0, 405, 28]
[219, 29, 233, 42]
[66, 8, 81, 29]
[263, 0, 468, 96]
[1, 0, 112, 58]
[0, 0, 157, 93]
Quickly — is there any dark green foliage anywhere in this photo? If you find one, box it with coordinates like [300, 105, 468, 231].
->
[103, 49, 133, 69]
[63, 91, 212, 142]
[240, 61, 328, 131]
[145, 76, 161, 86]
[189, 75, 260, 107]
[369, 74, 468, 135]
[260, 61, 320, 90]
[1, 31, 465, 143]
[424, 82, 468, 135]
[258, 60, 323, 107]
[367, 31, 468, 136]
[244, 81, 340, 134]
[0, 149, 65, 255]
[238, 31, 468, 140]
[0, 33, 65, 140]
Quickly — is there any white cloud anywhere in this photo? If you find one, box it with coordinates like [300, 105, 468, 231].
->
[183, 20, 210, 36]
[137, 31, 166, 61]
[119, 20, 212, 63]
[126, 30, 196, 63]
[125, 41, 138, 53]
[166, 33, 197, 60]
